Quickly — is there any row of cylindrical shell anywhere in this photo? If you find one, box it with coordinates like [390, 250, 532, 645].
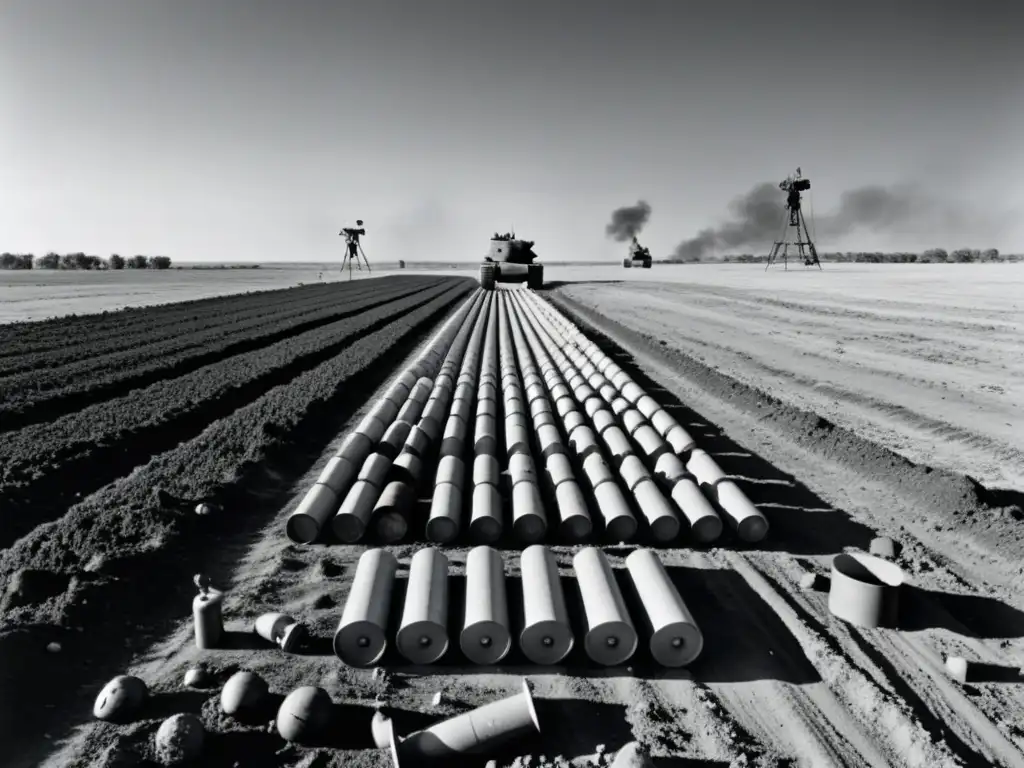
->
[333, 545, 703, 669]
[512, 290, 768, 544]
[285, 291, 487, 544]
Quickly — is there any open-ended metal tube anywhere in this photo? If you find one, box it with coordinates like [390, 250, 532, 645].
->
[334, 549, 398, 667]
[396, 547, 450, 664]
[625, 549, 703, 667]
[573, 548, 637, 666]
[518, 545, 573, 664]
[385, 679, 540, 766]
[461, 545, 512, 664]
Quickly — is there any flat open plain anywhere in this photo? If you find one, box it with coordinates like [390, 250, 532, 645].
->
[1, 265, 1022, 768]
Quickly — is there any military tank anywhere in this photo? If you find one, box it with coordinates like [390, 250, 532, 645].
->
[623, 236, 653, 269]
[479, 232, 543, 290]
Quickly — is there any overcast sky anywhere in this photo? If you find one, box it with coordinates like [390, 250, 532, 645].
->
[3, 0, 1023, 263]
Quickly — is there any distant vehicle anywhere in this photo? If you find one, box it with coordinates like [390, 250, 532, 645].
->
[479, 232, 543, 290]
[623, 236, 653, 269]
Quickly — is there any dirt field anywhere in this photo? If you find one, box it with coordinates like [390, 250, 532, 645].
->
[1, 268, 1023, 768]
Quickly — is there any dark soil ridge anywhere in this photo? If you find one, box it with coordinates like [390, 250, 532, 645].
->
[545, 289, 1024, 574]
[0, 277, 444, 432]
[0, 281, 475, 767]
[0, 281, 460, 552]
[0, 276, 354, 353]
[0, 277, 424, 381]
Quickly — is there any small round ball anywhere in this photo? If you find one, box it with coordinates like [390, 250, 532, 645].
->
[93, 675, 148, 721]
[276, 686, 333, 743]
[194, 503, 216, 516]
[220, 671, 269, 716]
[155, 713, 204, 765]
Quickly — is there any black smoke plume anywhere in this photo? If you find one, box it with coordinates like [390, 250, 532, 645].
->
[670, 181, 976, 261]
[605, 200, 652, 241]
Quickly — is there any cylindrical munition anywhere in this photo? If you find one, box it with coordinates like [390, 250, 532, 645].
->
[573, 548, 637, 666]
[529, 397, 553, 419]
[584, 396, 605, 419]
[478, 382, 498, 403]
[378, 421, 412, 461]
[649, 409, 679, 437]
[592, 409, 616, 436]
[370, 398, 400, 427]
[599, 383, 618, 403]
[634, 395, 661, 420]
[356, 413, 388, 445]
[621, 409, 645, 437]
[562, 410, 586, 435]
[602, 426, 634, 466]
[624, 549, 703, 667]
[255, 612, 306, 653]
[555, 395, 577, 419]
[454, 382, 475, 404]
[393, 369, 419, 395]
[435, 455, 465, 489]
[610, 398, 631, 418]
[388, 680, 541, 766]
[633, 480, 681, 542]
[286, 483, 340, 544]
[426, 483, 462, 543]
[519, 546, 573, 664]
[317, 456, 358, 496]
[397, 548, 450, 664]
[580, 362, 597, 379]
[573, 384, 597, 404]
[533, 410, 556, 431]
[505, 421, 532, 457]
[473, 454, 500, 487]
[544, 452, 575, 488]
[686, 449, 727, 487]
[449, 397, 473, 425]
[474, 414, 499, 456]
[713, 480, 769, 543]
[669, 479, 724, 544]
[525, 383, 547, 405]
[632, 425, 669, 462]
[621, 382, 644, 405]
[358, 453, 392, 489]
[549, 383, 571, 403]
[402, 425, 431, 459]
[395, 399, 425, 427]
[582, 452, 615, 488]
[193, 587, 224, 650]
[418, 412, 443, 443]
[331, 480, 380, 543]
[594, 483, 638, 542]
[476, 397, 497, 419]
[461, 546, 512, 664]
[653, 453, 689, 488]
[611, 370, 631, 389]
[508, 453, 539, 487]
[374, 481, 416, 543]
[440, 416, 467, 457]
[391, 452, 423, 487]
[512, 482, 547, 543]
[569, 425, 601, 461]
[334, 549, 398, 667]
[409, 377, 434, 404]
[554, 481, 593, 541]
[336, 431, 373, 465]
[471, 481, 503, 543]
[618, 455, 651, 492]
[666, 425, 697, 454]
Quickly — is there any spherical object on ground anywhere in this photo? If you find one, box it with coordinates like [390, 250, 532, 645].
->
[220, 671, 269, 716]
[93, 674, 148, 722]
[194, 502, 217, 516]
[154, 713, 204, 765]
[183, 667, 210, 688]
[276, 686, 333, 743]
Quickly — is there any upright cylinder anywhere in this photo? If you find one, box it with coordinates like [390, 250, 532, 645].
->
[624, 549, 703, 667]
[192, 588, 224, 650]
[396, 548, 450, 664]
[518, 545, 573, 664]
[573, 548, 637, 666]
[461, 546, 512, 665]
[333, 549, 399, 667]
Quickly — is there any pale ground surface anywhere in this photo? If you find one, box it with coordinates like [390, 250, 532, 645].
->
[556, 263, 1024, 492]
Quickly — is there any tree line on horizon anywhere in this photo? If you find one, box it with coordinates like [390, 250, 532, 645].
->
[0, 253, 172, 270]
[682, 248, 1018, 264]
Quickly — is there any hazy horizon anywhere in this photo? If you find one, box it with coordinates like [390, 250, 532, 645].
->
[4, 0, 1023, 263]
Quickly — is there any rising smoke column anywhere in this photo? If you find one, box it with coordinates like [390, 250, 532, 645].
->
[605, 200, 652, 241]
[670, 181, 979, 261]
